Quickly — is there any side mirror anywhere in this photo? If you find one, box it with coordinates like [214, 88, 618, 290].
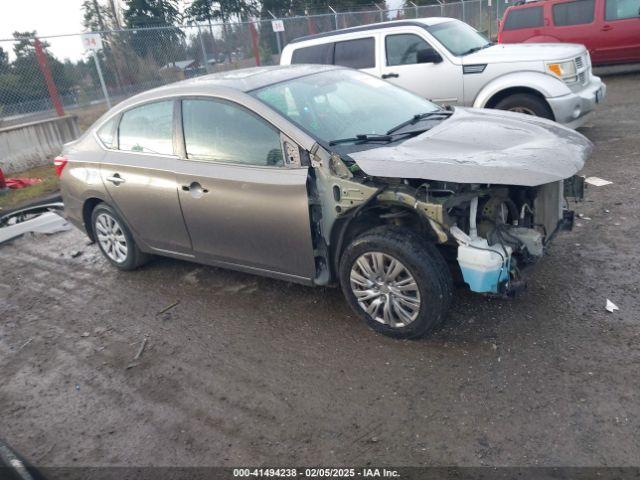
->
[416, 48, 443, 64]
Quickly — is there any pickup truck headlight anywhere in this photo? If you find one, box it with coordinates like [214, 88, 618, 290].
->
[546, 60, 578, 84]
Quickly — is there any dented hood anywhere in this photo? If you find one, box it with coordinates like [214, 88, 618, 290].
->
[348, 108, 593, 187]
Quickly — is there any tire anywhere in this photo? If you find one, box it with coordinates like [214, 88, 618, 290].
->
[91, 203, 149, 270]
[339, 226, 453, 339]
[493, 93, 554, 120]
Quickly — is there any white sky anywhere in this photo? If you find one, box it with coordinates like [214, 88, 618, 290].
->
[1, 0, 99, 61]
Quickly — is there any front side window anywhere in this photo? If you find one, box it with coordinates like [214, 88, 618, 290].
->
[181, 99, 283, 167]
[428, 20, 491, 56]
[386, 34, 435, 66]
[291, 43, 334, 64]
[502, 6, 545, 30]
[252, 69, 439, 146]
[334, 38, 375, 69]
[553, 0, 595, 25]
[118, 101, 174, 155]
[605, 0, 640, 19]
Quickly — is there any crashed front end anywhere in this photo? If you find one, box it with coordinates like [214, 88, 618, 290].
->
[313, 108, 592, 295]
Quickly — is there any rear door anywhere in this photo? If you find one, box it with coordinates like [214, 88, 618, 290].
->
[593, 0, 640, 64]
[500, 5, 547, 42]
[100, 100, 192, 255]
[380, 29, 463, 104]
[174, 97, 316, 279]
[550, 0, 597, 50]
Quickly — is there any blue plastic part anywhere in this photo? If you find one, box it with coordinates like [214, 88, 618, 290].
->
[460, 260, 510, 293]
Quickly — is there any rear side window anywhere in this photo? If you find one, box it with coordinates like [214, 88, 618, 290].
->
[118, 101, 174, 155]
[97, 117, 116, 148]
[291, 43, 333, 64]
[605, 0, 640, 19]
[334, 38, 375, 69]
[553, 0, 595, 25]
[503, 6, 544, 30]
[181, 99, 283, 167]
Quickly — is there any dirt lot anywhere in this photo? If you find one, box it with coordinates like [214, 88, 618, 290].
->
[1, 73, 639, 470]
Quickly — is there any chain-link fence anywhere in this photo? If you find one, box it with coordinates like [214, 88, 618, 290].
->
[0, 1, 512, 129]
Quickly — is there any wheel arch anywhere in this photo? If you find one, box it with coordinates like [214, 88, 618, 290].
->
[82, 196, 106, 242]
[329, 201, 438, 278]
[473, 71, 570, 111]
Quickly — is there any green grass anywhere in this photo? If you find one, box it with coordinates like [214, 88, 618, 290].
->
[0, 164, 60, 212]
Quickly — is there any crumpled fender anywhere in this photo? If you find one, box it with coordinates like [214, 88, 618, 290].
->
[473, 71, 572, 109]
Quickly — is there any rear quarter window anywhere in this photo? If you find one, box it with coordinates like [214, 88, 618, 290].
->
[334, 37, 375, 69]
[291, 43, 334, 64]
[553, 0, 595, 25]
[503, 6, 544, 30]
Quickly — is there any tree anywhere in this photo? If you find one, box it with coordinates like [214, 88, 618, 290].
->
[184, 0, 219, 60]
[123, 0, 184, 62]
[0, 46, 8, 74]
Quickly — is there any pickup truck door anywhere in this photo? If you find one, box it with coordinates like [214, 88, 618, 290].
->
[378, 29, 464, 105]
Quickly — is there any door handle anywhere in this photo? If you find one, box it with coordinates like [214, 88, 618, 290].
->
[181, 181, 209, 198]
[381, 72, 399, 79]
[106, 174, 125, 185]
[601, 24, 613, 31]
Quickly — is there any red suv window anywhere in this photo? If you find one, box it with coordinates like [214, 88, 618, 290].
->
[553, 0, 595, 25]
[503, 6, 545, 30]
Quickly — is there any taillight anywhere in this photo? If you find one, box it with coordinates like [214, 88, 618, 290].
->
[53, 155, 68, 177]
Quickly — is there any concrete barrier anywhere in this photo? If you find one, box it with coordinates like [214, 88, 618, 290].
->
[0, 115, 80, 174]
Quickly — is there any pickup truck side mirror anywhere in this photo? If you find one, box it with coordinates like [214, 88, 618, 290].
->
[417, 48, 443, 64]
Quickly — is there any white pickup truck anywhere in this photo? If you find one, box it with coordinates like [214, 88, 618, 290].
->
[280, 18, 606, 128]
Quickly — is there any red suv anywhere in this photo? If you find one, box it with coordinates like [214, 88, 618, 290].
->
[498, 0, 640, 65]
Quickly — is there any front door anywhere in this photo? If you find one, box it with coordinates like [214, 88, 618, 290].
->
[100, 100, 192, 255]
[380, 30, 464, 105]
[174, 97, 316, 280]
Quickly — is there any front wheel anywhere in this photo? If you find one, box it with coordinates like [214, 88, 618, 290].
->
[493, 93, 554, 120]
[339, 226, 453, 339]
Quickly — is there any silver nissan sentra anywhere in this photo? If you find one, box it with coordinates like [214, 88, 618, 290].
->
[58, 65, 591, 338]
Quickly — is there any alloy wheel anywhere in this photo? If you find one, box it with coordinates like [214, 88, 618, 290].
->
[509, 106, 536, 115]
[349, 252, 421, 328]
[95, 212, 128, 263]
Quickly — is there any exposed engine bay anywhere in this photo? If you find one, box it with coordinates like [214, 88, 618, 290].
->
[309, 146, 583, 295]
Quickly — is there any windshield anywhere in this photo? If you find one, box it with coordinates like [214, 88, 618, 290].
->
[251, 69, 440, 145]
[428, 20, 491, 56]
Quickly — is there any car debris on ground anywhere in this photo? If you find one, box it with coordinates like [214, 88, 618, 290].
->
[0, 202, 69, 244]
[585, 177, 613, 186]
[605, 299, 619, 313]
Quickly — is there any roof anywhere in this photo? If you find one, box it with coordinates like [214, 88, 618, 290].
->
[112, 64, 341, 112]
[288, 17, 455, 45]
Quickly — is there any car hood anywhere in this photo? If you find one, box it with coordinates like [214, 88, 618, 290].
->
[464, 43, 586, 64]
[348, 108, 592, 187]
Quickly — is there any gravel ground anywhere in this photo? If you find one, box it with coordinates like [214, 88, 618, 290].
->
[1, 73, 639, 470]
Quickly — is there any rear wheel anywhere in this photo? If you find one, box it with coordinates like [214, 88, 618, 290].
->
[91, 203, 149, 270]
[339, 226, 453, 339]
[494, 93, 554, 120]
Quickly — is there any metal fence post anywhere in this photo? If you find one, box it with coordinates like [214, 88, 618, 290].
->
[249, 21, 261, 66]
[196, 24, 210, 72]
[376, 3, 384, 22]
[329, 6, 339, 30]
[92, 50, 111, 109]
[268, 11, 282, 55]
[410, 1, 419, 19]
[462, 0, 466, 23]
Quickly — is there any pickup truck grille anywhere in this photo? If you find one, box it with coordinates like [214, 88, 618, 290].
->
[575, 56, 584, 69]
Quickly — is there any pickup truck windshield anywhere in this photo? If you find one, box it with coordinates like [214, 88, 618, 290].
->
[428, 20, 492, 56]
[251, 69, 440, 145]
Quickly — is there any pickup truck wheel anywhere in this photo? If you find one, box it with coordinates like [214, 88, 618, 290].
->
[339, 226, 453, 339]
[91, 203, 149, 270]
[494, 93, 554, 120]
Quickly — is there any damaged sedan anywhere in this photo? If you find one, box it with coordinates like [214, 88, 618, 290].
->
[58, 65, 591, 338]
